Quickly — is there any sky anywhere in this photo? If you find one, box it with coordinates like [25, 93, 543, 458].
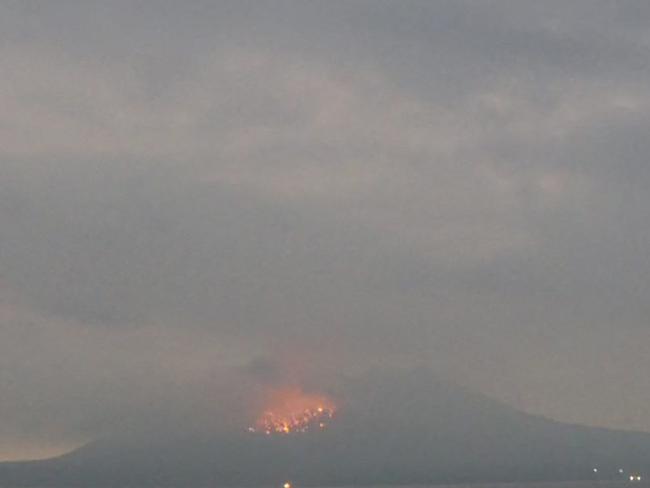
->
[2, 0, 650, 461]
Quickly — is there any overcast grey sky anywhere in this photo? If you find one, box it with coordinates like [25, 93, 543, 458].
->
[2, 0, 650, 461]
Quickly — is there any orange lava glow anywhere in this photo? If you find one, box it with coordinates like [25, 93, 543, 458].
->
[248, 388, 336, 435]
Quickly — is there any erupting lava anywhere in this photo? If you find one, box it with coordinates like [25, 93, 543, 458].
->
[248, 388, 336, 435]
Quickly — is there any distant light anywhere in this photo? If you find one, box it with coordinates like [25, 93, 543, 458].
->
[593, 468, 598, 473]
[630, 476, 636, 481]
[620, 469, 625, 474]
[637, 476, 642, 481]
[284, 482, 292, 488]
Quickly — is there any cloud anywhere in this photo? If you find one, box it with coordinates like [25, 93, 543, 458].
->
[2, 0, 650, 458]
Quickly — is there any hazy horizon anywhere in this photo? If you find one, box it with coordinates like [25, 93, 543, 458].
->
[2, 0, 650, 465]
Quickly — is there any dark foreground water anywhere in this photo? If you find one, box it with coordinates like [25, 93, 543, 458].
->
[265, 482, 644, 488]
[263, 482, 647, 488]
[2, 482, 646, 488]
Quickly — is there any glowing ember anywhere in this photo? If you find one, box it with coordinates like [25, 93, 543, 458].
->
[248, 388, 336, 435]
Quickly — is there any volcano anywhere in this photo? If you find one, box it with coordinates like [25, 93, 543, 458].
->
[249, 387, 336, 435]
[2, 370, 650, 486]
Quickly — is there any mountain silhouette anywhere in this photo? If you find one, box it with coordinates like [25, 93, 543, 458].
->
[1, 369, 648, 486]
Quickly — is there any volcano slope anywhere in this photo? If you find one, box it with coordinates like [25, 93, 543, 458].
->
[2, 370, 649, 486]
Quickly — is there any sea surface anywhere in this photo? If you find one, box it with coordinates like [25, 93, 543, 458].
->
[1, 482, 645, 488]
[245, 483, 644, 488]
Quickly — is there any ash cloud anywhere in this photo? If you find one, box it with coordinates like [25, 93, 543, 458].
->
[2, 0, 650, 460]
